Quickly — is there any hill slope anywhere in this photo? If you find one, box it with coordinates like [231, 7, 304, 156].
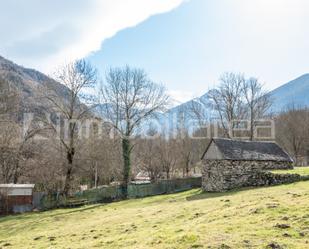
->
[0, 55, 70, 117]
[2, 55, 309, 125]
[1, 180, 309, 248]
[269, 74, 309, 113]
[167, 74, 309, 122]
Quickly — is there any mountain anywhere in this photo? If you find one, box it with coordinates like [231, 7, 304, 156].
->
[168, 74, 309, 121]
[97, 73, 309, 134]
[268, 74, 309, 113]
[0, 55, 71, 118]
[2, 55, 308, 129]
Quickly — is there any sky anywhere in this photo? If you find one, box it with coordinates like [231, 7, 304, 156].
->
[1, 0, 309, 104]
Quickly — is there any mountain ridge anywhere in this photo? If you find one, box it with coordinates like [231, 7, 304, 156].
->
[169, 73, 309, 117]
[269, 73, 309, 112]
[0, 55, 72, 119]
[1, 55, 308, 121]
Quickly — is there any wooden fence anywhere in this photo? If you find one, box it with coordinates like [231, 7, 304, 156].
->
[38, 177, 202, 210]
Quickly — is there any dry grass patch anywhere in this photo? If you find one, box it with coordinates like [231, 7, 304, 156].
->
[1, 182, 309, 248]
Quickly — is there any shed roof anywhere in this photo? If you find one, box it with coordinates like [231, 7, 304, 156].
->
[202, 138, 293, 162]
[0, 184, 35, 188]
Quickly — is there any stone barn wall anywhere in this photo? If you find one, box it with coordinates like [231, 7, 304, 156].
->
[202, 159, 293, 192]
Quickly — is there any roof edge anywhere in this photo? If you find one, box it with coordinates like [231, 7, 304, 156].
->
[201, 138, 293, 162]
[200, 138, 215, 160]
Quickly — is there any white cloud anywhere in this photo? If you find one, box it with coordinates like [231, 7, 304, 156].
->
[0, 0, 185, 72]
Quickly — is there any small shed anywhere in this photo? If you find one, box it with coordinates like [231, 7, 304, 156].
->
[0, 184, 35, 214]
[201, 138, 293, 192]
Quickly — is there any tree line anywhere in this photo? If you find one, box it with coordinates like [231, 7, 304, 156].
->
[1, 60, 308, 197]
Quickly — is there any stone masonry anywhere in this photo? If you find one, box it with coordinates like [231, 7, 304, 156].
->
[202, 159, 294, 192]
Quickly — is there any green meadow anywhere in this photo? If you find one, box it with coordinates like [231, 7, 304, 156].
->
[1, 180, 309, 249]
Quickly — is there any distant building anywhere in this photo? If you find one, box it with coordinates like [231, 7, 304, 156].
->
[201, 138, 293, 192]
[133, 171, 151, 184]
[0, 184, 35, 215]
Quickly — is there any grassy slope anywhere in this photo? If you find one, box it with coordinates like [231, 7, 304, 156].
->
[1, 182, 309, 249]
[271, 167, 309, 176]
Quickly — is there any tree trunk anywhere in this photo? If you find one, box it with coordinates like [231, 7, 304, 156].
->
[63, 149, 74, 196]
[250, 107, 254, 141]
[185, 156, 190, 177]
[121, 138, 131, 198]
[166, 168, 170, 180]
[13, 171, 19, 184]
[185, 164, 189, 177]
[63, 166, 72, 196]
[13, 161, 20, 184]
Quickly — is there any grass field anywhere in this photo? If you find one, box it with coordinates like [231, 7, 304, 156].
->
[271, 166, 309, 176]
[1, 182, 309, 249]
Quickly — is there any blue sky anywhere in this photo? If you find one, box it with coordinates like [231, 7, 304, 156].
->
[87, 0, 309, 103]
[0, 0, 183, 70]
[1, 0, 309, 104]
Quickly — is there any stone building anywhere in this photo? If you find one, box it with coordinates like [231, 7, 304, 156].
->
[201, 138, 293, 192]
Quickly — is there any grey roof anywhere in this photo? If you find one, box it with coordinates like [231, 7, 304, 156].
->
[203, 138, 293, 162]
[0, 184, 35, 188]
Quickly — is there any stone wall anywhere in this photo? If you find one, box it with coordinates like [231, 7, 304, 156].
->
[247, 172, 309, 187]
[256, 161, 293, 170]
[202, 159, 295, 192]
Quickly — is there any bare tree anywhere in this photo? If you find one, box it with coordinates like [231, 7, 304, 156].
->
[0, 84, 49, 185]
[78, 122, 123, 187]
[276, 107, 309, 165]
[134, 137, 162, 182]
[43, 59, 97, 195]
[176, 132, 193, 177]
[243, 77, 272, 140]
[26, 139, 64, 194]
[99, 66, 169, 197]
[207, 72, 245, 138]
[0, 77, 24, 183]
[207, 72, 271, 140]
[0, 126, 39, 183]
[189, 99, 211, 128]
[158, 137, 178, 179]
